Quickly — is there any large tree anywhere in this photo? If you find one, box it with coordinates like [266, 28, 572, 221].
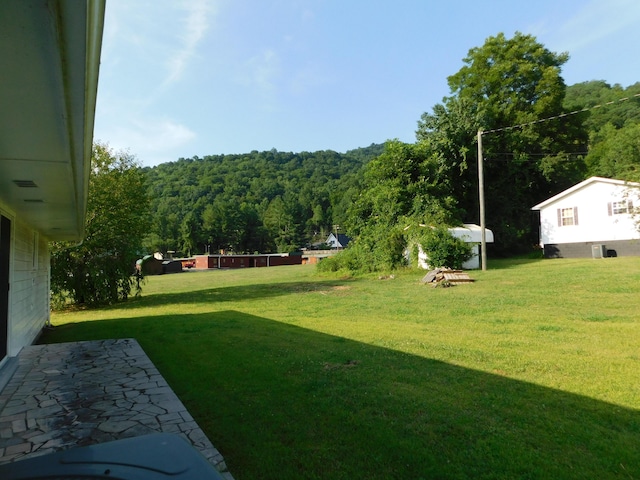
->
[51, 143, 150, 306]
[417, 32, 588, 253]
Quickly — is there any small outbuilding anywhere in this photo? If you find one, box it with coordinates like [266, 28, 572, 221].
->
[136, 255, 163, 276]
[415, 224, 494, 270]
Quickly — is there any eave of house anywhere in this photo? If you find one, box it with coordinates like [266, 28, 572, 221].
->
[0, 0, 105, 241]
[531, 176, 640, 211]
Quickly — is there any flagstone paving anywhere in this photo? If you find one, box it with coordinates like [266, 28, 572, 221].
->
[0, 338, 233, 479]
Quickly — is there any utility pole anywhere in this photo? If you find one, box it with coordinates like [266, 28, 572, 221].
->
[477, 130, 487, 271]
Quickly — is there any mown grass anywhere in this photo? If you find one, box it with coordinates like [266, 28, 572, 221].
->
[41, 257, 640, 479]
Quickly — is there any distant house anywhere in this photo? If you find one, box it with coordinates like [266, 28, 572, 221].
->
[414, 224, 494, 270]
[0, 2, 105, 366]
[531, 176, 640, 258]
[326, 233, 351, 249]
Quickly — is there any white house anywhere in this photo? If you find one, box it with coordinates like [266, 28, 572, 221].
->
[531, 177, 640, 258]
[415, 224, 494, 270]
[326, 233, 351, 249]
[0, 2, 105, 368]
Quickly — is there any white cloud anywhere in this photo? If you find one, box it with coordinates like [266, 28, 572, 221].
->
[240, 48, 282, 98]
[96, 116, 197, 166]
[100, 1, 215, 96]
[551, 0, 640, 53]
[94, 1, 218, 165]
[162, 0, 214, 88]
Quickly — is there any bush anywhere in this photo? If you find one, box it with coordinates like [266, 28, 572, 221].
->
[414, 227, 472, 269]
[316, 225, 408, 274]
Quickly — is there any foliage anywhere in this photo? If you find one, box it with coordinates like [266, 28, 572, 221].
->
[142, 145, 382, 255]
[316, 225, 410, 274]
[135, 36, 639, 262]
[315, 241, 377, 273]
[327, 140, 461, 273]
[564, 80, 640, 133]
[43, 259, 640, 480]
[411, 227, 473, 269]
[564, 81, 640, 180]
[585, 122, 640, 180]
[50, 143, 150, 307]
[417, 32, 589, 254]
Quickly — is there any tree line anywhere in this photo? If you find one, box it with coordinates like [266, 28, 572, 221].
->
[142, 34, 640, 264]
[52, 32, 640, 306]
[142, 144, 383, 255]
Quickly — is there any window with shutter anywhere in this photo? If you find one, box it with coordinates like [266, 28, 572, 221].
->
[559, 207, 576, 226]
[610, 200, 632, 215]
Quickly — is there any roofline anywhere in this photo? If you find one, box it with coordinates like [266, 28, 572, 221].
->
[76, 0, 106, 240]
[531, 177, 640, 211]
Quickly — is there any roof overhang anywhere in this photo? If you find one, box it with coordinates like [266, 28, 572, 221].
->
[450, 224, 494, 243]
[407, 223, 495, 243]
[0, 0, 105, 241]
[531, 176, 640, 211]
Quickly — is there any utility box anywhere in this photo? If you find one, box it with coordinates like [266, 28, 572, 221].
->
[592, 244, 606, 259]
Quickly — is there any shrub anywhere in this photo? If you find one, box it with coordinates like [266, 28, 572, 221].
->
[414, 227, 472, 269]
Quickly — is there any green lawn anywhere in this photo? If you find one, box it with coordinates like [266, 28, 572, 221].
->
[41, 258, 640, 479]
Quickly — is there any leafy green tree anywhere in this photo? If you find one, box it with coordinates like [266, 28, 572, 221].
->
[326, 140, 460, 272]
[180, 211, 199, 256]
[417, 32, 588, 254]
[585, 122, 640, 179]
[237, 202, 271, 253]
[263, 196, 298, 252]
[564, 81, 640, 179]
[51, 143, 150, 306]
[564, 81, 640, 133]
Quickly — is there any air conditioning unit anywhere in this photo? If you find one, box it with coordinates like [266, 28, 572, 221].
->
[591, 244, 606, 259]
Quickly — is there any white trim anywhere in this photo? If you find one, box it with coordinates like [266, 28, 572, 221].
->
[532, 177, 640, 211]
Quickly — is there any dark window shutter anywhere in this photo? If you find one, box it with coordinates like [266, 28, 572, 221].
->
[608, 202, 612, 216]
[557, 208, 562, 227]
[574, 206, 579, 226]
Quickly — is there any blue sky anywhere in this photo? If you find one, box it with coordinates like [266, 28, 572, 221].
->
[93, 0, 640, 167]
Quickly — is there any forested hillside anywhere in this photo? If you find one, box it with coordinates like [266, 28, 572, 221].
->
[143, 144, 383, 255]
[564, 81, 640, 179]
[142, 77, 640, 259]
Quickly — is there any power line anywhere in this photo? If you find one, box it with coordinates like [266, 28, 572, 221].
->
[488, 151, 589, 157]
[485, 152, 588, 162]
[484, 92, 640, 134]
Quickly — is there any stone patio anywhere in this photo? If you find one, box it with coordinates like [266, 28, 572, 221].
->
[0, 338, 233, 479]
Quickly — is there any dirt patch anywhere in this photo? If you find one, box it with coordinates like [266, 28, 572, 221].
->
[323, 360, 359, 370]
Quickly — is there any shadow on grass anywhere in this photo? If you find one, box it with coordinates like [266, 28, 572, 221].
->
[486, 257, 545, 270]
[40, 312, 640, 480]
[96, 280, 351, 311]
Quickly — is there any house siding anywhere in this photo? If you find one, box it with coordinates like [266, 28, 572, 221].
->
[538, 181, 640, 246]
[1, 206, 50, 358]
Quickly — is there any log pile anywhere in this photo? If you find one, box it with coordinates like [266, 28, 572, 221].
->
[421, 268, 474, 287]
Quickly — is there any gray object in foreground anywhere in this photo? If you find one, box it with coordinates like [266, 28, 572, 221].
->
[0, 433, 225, 480]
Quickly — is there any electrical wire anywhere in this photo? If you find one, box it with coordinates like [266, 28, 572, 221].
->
[483, 92, 640, 134]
